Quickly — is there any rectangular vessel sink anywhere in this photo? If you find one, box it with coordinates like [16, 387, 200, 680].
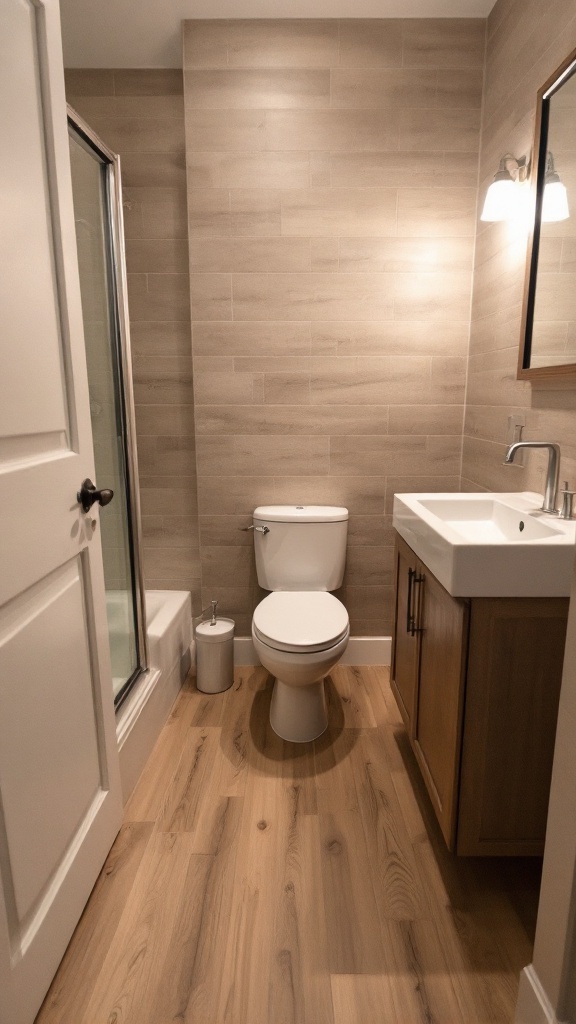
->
[393, 491, 576, 597]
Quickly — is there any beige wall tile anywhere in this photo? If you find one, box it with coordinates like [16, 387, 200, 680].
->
[399, 108, 481, 152]
[185, 108, 268, 151]
[397, 188, 477, 237]
[187, 152, 310, 189]
[345, 547, 394, 587]
[194, 404, 390, 437]
[125, 237, 188, 274]
[188, 189, 231, 238]
[273, 476, 386, 514]
[198, 514, 254, 547]
[436, 68, 484, 108]
[201, 546, 255, 587]
[184, 69, 330, 108]
[348, 514, 394, 547]
[131, 322, 193, 360]
[280, 188, 397, 237]
[225, 20, 340, 68]
[137, 435, 196, 477]
[310, 238, 339, 272]
[194, 371, 258, 405]
[329, 434, 461, 476]
[388, 405, 464, 435]
[182, 21, 229, 69]
[338, 237, 474, 273]
[331, 68, 437, 108]
[65, 69, 114, 95]
[402, 19, 486, 68]
[263, 373, 311, 404]
[90, 118, 184, 154]
[189, 237, 311, 273]
[127, 273, 191, 321]
[135, 404, 195, 437]
[196, 434, 330, 476]
[264, 109, 399, 152]
[310, 320, 470, 356]
[232, 273, 394, 321]
[113, 70, 183, 95]
[229, 190, 282, 236]
[310, 152, 331, 187]
[123, 187, 188, 239]
[121, 152, 187, 188]
[133, 357, 193, 405]
[190, 274, 231, 321]
[338, 20, 403, 68]
[77, 95, 184, 119]
[192, 321, 311, 357]
[197, 476, 277, 515]
[142, 515, 199, 549]
[393, 271, 472, 320]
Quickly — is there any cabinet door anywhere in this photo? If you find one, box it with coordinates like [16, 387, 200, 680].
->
[390, 536, 420, 736]
[413, 570, 469, 850]
[457, 597, 568, 856]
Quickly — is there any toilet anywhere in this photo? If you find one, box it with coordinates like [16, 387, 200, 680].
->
[250, 505, 350, 742]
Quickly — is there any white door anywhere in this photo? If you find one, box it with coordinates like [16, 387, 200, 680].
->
[0, 2, 123, 1022]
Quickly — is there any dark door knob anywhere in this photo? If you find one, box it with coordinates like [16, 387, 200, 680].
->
[77, 478, 114, 513]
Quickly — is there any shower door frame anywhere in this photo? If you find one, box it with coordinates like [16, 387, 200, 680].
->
[68, 105, 148, 706]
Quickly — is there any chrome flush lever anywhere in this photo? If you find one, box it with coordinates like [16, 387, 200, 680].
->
[241, 525, 270, 534]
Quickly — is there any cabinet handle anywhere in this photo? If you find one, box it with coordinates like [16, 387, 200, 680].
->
[406, 567, 415, 633]
[411, 573, 425, 635]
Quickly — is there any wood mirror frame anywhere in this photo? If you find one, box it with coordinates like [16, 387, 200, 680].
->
[519, 46, 576, 381]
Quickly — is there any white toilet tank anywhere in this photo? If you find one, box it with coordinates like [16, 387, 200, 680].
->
[253, 505, 348, 592]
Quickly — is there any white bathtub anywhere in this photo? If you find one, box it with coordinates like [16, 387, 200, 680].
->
[145, 589, 193, 681]
[116, 589, 193, 803]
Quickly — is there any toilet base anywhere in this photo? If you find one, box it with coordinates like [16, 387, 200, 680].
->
[270, 678, 328, 743]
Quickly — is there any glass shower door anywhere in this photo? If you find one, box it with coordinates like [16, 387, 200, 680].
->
[68, 115, 146, 706]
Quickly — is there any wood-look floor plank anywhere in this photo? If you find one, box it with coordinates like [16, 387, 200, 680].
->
[319, 808, 391, 975]
[35, 822, 153, 1024]
[353, 731, 426, 921]
[156, 725, 219, 832]
[334, 664, 377, 729]
[34, 666, 539, 1024]
[330, 973, 396, 1024]
[80, 833, 212, 1024]
[123, 691, 199, 822]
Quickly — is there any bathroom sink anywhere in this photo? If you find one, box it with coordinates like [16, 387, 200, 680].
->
[393, 491, 576, 597]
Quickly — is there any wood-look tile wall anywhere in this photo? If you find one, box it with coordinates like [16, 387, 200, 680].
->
[463, 0, 576, 494]
[65, 70, 202, 612]
[183, 18, 484, 635]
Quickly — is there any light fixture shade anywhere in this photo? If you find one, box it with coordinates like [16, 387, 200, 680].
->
[542, 180, 570, 222]
[480, 178, 518, 222]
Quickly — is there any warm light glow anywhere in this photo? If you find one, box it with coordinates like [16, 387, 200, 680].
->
[542, 180, 570, 222]
[480, 178, 519, 222]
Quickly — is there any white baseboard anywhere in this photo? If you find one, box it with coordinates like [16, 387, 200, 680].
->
[515, 967, 559, 1024]
[234, 636, 391, 667]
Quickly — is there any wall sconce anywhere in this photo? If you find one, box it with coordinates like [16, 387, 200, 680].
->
[542, 151, 570, 222]
[481, 151, 569, 223]
[480, 154, 528, 222]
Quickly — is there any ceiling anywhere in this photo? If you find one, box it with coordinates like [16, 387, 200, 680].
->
[60, 0, 495, 68]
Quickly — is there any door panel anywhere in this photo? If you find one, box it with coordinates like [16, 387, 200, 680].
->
[413, 570, 468, 849]
[0, 1, 123, 1021]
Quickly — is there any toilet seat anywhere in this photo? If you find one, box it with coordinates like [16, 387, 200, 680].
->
[253, 591, 349, 654]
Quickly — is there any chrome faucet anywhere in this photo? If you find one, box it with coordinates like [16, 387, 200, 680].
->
[504, 441, 561, 515]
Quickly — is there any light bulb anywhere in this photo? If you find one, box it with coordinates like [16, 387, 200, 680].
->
[542, 180, 569, 222]
[480, 178, 519, 222]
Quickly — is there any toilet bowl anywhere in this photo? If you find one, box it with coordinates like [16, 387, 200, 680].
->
[252, 591, 350, 742]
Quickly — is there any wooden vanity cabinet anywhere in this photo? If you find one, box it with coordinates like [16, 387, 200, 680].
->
[391, 533, 568, 856]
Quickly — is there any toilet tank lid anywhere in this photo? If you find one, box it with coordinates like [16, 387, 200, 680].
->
[254, 505, 348, 523]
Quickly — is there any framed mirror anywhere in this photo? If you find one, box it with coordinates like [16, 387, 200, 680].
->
[519, 47, 576, 379]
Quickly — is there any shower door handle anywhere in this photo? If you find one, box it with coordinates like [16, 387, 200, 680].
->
[77, 478, 114, 513]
